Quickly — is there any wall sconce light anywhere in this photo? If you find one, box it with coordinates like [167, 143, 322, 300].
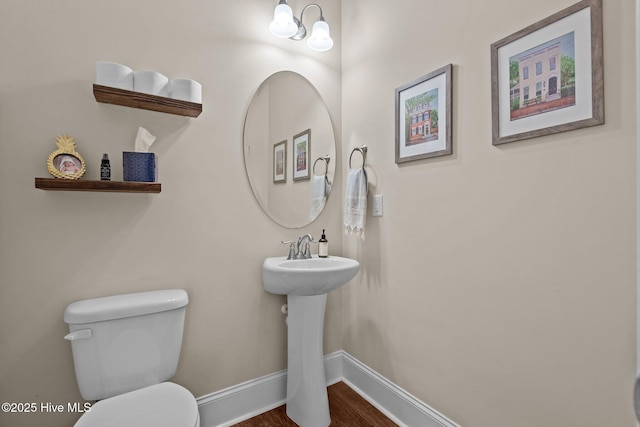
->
[269, 0, 334, 52]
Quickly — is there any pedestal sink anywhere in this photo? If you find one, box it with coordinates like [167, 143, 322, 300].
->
[262, 255, 359, 427]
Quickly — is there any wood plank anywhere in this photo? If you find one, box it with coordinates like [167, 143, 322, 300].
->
[231, 382, 398, 427]
[93, 84, 202, 118]
[35, 177, 161, 193]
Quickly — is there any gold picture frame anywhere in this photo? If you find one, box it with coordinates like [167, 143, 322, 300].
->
[47, 135, 86, 179]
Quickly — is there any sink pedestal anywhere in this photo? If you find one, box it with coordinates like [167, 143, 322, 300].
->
[262, 255, 360, 427]
[286, 294, 330, 427]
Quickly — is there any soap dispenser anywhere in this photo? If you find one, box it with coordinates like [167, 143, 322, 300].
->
[318, 229, 328, 258]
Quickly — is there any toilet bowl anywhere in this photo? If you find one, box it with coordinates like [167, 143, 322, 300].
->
[74, 382, 199, 427]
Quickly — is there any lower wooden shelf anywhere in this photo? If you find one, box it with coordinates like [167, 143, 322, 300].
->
[35, 177, 161, 193]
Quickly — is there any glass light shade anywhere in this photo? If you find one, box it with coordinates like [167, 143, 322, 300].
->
[307, 20, 333, 51]
[269, 4, 298, 38]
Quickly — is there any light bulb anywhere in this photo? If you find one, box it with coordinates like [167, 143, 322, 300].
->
[269, 3, 298, 38]
[307, 19, 333, 51]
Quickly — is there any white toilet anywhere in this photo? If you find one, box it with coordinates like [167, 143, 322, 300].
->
[63, 289, 200, 427]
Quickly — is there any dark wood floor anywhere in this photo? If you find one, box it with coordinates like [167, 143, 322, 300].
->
[231, 382, 398, 426]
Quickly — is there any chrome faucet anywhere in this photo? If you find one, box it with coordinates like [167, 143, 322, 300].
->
[296, 234, 313, 259]
[281, 234, 315, 260]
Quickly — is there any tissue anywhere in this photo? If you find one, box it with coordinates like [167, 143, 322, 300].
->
[123, 127, 158, 182]
[134, 127, 156, 152]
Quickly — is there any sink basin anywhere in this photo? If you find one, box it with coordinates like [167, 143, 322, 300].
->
[262, 255, 360, 296]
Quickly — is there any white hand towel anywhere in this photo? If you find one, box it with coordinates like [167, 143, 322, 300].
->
[344, 168, 367, 240]
[324, 175, 332, 198]
[310, 175, 327, 219]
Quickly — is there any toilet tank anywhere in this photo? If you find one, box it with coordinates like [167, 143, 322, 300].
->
[64, 289, 189, 401]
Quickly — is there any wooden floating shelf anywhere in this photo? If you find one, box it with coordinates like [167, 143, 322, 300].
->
[93, 84, 202, 118]
[35, 177, 161, 193]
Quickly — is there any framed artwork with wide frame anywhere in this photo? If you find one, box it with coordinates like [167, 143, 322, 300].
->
[395, 64, 453, 164]
[292, 129, 311, 181]
[490, 0, 603, 146]
[273, 140, 287, 183]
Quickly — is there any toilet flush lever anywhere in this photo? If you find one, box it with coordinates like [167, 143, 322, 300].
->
[64, 329, 92, 341]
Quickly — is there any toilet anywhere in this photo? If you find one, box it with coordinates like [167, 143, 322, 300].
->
[63, 289, 200, 427]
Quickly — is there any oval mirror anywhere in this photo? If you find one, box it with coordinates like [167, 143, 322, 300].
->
[243, 71, 336, 228]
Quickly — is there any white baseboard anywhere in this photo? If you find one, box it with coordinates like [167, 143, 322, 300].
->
[196, 368, 286, 427]
[339, 352, 459, 427]
[196, 350, 458, 427]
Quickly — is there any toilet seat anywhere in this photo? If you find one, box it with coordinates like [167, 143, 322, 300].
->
[74, 382, 199, 427]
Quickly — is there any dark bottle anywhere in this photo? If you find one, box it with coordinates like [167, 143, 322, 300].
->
[100, 154, 111, 181]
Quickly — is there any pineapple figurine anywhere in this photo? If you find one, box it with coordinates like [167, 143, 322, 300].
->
[47, 135, 86, 179]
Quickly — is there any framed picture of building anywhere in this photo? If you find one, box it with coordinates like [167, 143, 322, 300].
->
[273, 140, 287, 183]
[292, 129, 311, 181]
[490, 0, 603, 146]
[395, 64, 452, 164]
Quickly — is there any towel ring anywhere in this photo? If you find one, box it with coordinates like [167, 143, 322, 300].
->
[349, 145, 367, 169]
[313, 156, 331, 175]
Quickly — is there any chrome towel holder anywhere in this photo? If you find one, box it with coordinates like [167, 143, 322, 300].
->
[313, 155, 331, 175]
[349, 145, 367, 169]
[312, 155, 331, 185]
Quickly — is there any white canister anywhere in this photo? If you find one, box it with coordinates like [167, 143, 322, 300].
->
[170, 79, 202, 104]
[133, 70, 169, 97]
[96, 61, 133, 90]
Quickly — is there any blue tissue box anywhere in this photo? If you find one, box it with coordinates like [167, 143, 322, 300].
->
[123, 152, 158, 182]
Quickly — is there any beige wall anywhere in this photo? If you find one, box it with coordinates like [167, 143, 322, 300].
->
[341, 1, 637, 426]
[0, 1, 342, 426]
[1, 0, 637, 426]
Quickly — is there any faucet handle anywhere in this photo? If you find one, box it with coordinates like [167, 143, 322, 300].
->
[281, 240, 297, 260]
[301, 240, 318, 259]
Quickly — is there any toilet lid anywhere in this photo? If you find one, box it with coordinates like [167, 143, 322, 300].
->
[74, 382, 199, 427]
